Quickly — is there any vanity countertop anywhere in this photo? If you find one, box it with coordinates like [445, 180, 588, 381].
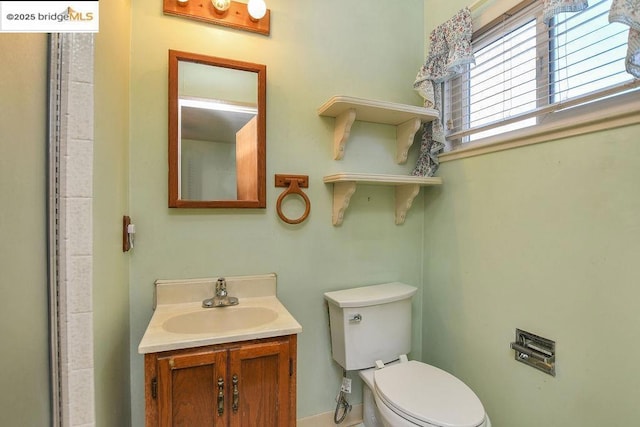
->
[138, 274, 302, 354]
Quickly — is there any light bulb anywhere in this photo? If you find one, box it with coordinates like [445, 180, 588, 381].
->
[211, 0, 231, 13]
[247, 0, 266, 20]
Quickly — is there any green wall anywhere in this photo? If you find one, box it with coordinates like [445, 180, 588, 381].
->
[423, 126, 640, 426]
[0, 34, 50, 426]
[128, 0, 426, 424]
[420, 2, 640, 426]
[94, 0, 132, 424]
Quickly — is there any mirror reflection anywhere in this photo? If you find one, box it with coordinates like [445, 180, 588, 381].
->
[168, 50, 266, 208]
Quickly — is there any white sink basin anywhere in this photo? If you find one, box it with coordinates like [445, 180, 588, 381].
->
[162, 306, 279, 334]
[138, 274, 302, 354]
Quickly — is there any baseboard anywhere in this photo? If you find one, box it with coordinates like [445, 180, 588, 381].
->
[297, 404, 363, 427]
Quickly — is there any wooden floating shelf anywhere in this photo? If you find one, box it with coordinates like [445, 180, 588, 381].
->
[318, 96, 439, 164]
[323, 173, 443, 226]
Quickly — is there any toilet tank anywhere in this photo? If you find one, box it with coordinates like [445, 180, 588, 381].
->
[324, 282, 417, 371]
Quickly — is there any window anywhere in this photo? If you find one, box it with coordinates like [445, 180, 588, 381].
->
[445, 0, 640, 153]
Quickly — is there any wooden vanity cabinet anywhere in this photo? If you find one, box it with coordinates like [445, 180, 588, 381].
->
[144, 335, 297, 427]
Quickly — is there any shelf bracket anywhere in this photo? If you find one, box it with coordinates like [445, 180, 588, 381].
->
[324, 173, 442, 226]
[331, 181, 357, 225]
[319, 96, 439, 163]
[333, 108, 356, 160]
[333, 113, 422, 164]
[395, 184, 421, 225]
[396, 118, 422, 164]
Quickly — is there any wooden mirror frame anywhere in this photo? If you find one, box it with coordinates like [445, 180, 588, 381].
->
[168, 50, 266, 208]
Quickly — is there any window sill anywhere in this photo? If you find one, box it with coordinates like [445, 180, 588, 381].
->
[440, 89, 640, 162]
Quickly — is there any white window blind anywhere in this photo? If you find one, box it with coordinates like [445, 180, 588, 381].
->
[446, 0, 640, 144]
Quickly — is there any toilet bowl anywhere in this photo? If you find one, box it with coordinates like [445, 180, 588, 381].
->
[324, 283, 491, 427]
[360, 360, 491, 427]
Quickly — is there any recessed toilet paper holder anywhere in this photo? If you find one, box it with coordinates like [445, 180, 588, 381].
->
[510, 328, 556, 376]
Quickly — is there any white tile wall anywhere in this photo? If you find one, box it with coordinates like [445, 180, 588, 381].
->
[67, 255, 93, 314]
[56, 33, 96, 427]
[65, 198, 93, 256]
[65, 140, 93, 198]
[68, 368, 95, 426]
[68, 312, 94, 369]
[70, 34, 93, 84]
[67, 81, 94, 141]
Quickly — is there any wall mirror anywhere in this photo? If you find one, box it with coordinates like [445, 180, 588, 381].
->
[168, 50, 266, 208]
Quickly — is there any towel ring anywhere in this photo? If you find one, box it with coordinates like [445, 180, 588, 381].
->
[275, 174, 311, 224]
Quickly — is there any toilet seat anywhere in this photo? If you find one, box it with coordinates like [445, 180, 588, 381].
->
[373, 360, 486, 427]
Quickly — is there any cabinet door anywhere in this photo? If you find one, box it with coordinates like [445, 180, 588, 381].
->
[228, 338, 291, 427]
[157, 348, 228, 427]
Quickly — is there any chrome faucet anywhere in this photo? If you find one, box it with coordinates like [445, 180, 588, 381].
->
[202, 277, 239, 308]
[216, 277, 228, 299]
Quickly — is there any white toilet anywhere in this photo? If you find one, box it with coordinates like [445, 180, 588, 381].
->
[324, 282, 491, 427]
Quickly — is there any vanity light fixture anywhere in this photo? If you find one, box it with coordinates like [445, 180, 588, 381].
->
[247, 0, 266, 20]
[164, 0, 271, 35]
[211, 0, 231, 13]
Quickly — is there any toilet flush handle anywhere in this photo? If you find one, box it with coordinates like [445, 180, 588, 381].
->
[349, 314, 362, 323]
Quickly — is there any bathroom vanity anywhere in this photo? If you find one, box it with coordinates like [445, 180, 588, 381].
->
[138, 274, 302, 427]
[143, 334, 296, 426]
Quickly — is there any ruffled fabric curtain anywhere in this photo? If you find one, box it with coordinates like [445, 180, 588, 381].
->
[544, 0, 640, 78]
[609, 0, 640, 78]
[542, 0, 589, 24]
[412, 7, 474, 177]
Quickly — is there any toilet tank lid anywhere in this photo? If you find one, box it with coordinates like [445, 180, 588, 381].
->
[324, 282, 417, 308]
